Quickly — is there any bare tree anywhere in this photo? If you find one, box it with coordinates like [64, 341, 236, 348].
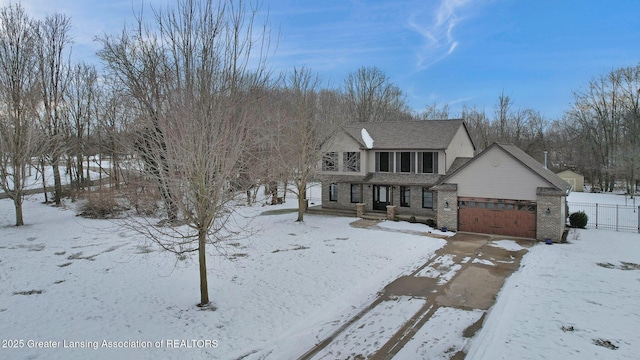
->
[494, 90, 512, 140]
[461, 105, 491, 151]
[97, 0, 271, 307]
[343, 66, 410, 122]
[420, 102, 450, 120]
[0, 4, 42, 225]
[36, 13, 73, 206]
[566, 68, 627, 191]
[92, 77, 136, 191]
[67, 62, 98, 192]
[279, 67, 323, 221]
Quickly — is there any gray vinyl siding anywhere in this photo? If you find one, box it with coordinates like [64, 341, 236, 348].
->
[446, 146, 553, 201]
[319, 132, 367, 175]
[444, 125, 476, 170]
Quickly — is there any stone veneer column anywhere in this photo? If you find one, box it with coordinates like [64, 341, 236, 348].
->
[536, 188, 565, 242]
[433, 184, 458, 231]
[356, 203, 365, 218]
[386, 205, 396, 220]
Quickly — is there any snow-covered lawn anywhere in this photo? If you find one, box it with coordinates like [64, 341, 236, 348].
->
[468, 228, 640, 359]
[1, 190, 639, 359]
[0, 193, 444, 359]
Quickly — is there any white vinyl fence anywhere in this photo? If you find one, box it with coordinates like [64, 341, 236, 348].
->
[568, 202, 640, 233]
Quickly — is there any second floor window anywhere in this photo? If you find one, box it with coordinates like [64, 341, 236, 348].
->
[322, 152, 338, 171]
[343, 152, 360, 172]
[419, 152, 438, 174]
[375, 152, 393, 172]
[396, 152, 415, 173]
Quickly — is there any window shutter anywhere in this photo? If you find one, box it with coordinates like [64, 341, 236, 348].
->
[417, 152, 423, 173]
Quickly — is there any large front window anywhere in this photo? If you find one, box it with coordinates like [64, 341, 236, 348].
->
[422, 188, 433, 209]
[343, 152, 361, 172]
[419, 152, 438, 174]
[322, 152, 338, 171]
[376, 152, 393, 172]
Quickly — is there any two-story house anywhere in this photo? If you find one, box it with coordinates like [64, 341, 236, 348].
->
[318, 119, 475, 219]
[318, 120, 571, 243]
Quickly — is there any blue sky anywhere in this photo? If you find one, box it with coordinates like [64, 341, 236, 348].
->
[6, 0, 640, 120]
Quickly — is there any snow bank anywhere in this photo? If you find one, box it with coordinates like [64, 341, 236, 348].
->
[361, 128, 374, 149]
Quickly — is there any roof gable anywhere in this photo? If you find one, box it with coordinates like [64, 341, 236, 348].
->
[341, 119, 470, 150]
[440, 142, 572, 193]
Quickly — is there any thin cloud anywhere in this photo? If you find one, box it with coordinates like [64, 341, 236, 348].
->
[408, 0, 479, 70]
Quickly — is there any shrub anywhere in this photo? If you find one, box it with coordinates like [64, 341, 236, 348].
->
[409, 215, 416, 223]
[78, 191, 128, 219]
[569, 211, 588, 228]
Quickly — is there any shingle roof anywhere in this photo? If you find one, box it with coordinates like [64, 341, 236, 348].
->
[365, 173, 443, 186]
[497, 143, 572, 193]
[447, 157, 473, 174]
[341, 119, 468, 150]
[319, 172, 442, 186]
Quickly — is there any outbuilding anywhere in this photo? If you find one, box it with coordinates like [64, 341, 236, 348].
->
[556, 169, 583, 192]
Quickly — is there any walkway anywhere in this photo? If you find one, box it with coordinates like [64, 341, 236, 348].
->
[297, 221, 532, 360]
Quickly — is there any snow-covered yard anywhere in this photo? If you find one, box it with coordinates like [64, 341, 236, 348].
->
[468, 227, 640, 360]
[0, 191, 444, 359]
[0, 190, 639, 359]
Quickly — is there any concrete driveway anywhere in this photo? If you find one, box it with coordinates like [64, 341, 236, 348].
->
[298, 221, 532, 360]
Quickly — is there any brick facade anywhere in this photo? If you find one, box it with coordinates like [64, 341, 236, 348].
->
[321, 181, 437, 219]
[322, 182, 359, 211]
[322, 182, 567, 242]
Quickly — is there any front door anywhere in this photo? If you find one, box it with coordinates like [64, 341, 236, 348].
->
[373, 185, 389, 211]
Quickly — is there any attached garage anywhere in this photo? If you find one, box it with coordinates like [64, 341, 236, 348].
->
[433, 143, 572, 242]
[457, 197, 536, 238]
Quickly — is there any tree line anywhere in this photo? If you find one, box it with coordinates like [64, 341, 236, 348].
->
[0, 0, 637, 306]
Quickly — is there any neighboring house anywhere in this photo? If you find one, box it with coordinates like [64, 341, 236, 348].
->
[318, 119, 475, 219]
[556, 169, 583, 192]
[432, 142, 572, 242]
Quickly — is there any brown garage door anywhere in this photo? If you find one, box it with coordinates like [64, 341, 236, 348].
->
[458, 197, 536, 238]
